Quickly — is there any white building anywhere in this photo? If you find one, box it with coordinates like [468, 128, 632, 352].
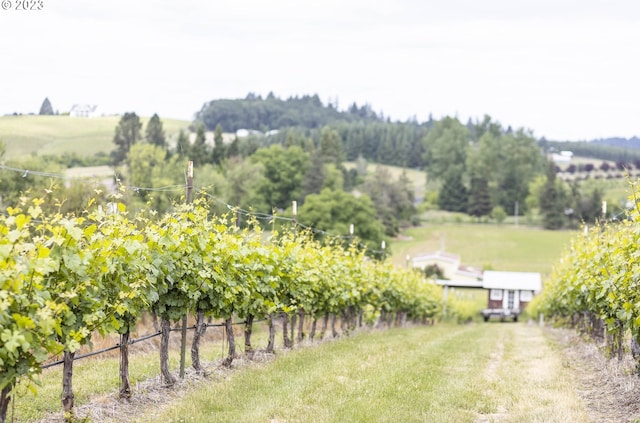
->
[69, 104, 100, 118]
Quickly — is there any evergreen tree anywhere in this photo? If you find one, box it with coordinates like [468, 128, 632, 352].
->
[190, 124, 210, 166]
[39, 97, 54, 115]
[112, 112, 142, 165]
[468, 176, 492, 219]
[438, 173, 468, 213]
[176, 129, 190, 157]
[145, 113, 166, 148]
[302, 150, 326, 197]
[212, 124, 226, 165]
[540, 162, 566, 229]
[319, 126, 344, 165]
[227, 136, 240, 158]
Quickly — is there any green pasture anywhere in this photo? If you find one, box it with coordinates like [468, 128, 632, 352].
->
[390, 223, 576, 278]
[0, 115, 190, 159]
[343, 161, 436, 200]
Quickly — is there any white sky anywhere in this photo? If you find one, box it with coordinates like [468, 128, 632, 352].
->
[1, 0, 639, 141]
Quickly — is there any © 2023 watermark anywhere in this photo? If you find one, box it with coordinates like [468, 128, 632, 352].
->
[1, 0, 44, 10]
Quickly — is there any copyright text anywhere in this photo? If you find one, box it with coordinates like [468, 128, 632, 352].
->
[1, 0, 44, 11]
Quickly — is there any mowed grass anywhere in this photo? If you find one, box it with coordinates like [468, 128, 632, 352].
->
[0, 115, 190, 159]
[10, 322, 271, 422]
[391, 223, 576, 277]
[137, 324, 587, 423]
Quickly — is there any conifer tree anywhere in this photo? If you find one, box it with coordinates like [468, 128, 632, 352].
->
[468, 176, 492, 219]
[39, 97, 54, 115]
[112, 112, 142, 165]
[438, 172, 468, 213]
[540, 162, 566, 229]
[145, 113, 166, 148]
[212, 124, 225, 165]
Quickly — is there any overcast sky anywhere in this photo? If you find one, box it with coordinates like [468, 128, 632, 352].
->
[1, 0, 639, 141]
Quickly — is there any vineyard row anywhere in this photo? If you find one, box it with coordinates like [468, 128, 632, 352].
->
[0, 195, 443, 421]
[532, 183, 640, 366]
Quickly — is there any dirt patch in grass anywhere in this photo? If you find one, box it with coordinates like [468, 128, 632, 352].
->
[548, 327, 640, 423]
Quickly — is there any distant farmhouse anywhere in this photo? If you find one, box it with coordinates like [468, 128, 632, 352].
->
[551, 150, 573, 163]
[69, 104, 100, 118]
[412, 251, 482, 285]
[412, 251, 542, 321]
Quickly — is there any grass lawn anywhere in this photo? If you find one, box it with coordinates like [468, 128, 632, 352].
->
[9, 321, 271, 422]
[135, 324, 587, 423]
[9, 322, 590, 423]
[0, 115, 190, 159]
[390, 223, 576, 278]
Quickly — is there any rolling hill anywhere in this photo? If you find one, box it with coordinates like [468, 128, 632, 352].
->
[0, 115, 191, 159]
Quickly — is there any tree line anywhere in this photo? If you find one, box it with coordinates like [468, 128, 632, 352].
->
[1, 94, 630, 234]
[106, 112, 418, 252]
[195, 92, 384, 133]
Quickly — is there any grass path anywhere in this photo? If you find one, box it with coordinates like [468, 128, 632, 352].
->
[132, 323, 587, 423]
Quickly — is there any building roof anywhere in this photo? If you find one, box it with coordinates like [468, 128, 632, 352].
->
[482, 271, 542, 292]
[70, 104, 98, 112]
[436, 278, 483, 288]
[412, 251, 460, 265]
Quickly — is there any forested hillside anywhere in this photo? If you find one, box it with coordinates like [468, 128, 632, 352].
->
[1, 93, 636, 242]
[195, 93, 384, 132]
[546, 140, 640, 164]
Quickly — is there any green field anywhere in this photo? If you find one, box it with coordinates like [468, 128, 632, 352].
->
[0, 115, 191, 159]
[390, 223, 576, 278]
[343, 161, 436, 202]
[12, 324, 588, 422]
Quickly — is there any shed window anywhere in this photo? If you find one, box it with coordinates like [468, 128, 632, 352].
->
[490, 289, 503, 301]
[520, 290, 533, 302]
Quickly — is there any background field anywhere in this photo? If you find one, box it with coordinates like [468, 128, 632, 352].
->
[390, 223, 576, 278]
[0, 115, 191, 159]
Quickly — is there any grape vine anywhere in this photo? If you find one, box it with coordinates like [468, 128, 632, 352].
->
[532, 182, 640, 363]
[0, 195, 443, 421]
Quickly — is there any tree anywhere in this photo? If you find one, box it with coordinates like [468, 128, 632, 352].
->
[360, 166, 416, 236]
[112, 112, 142, 165]
[467, 129, 544, 215]
[227, 136, 240, 158]
[438, 172, 468, 213]
[175, 129, 190, 157]
[422, 117, 469, 181]
[298, 188, 386, 254]
[251, 145, 310, 211]
[145, 113, 166, 148]
[212, 124, 226, 165]
[127, 143, 182, 212]
[319, 126, 344, 166]
[472, 115, 502, 141]
[468, 176, 492, 219]
[190, 124, 210, 166]
[540, 161, 566, 229]
[39, 97, 54, 115]
[302, 150, 327, 197]
[219, 157, 267, 223]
